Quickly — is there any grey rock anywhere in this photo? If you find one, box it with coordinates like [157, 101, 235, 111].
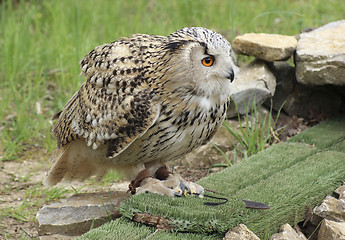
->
[265, 61, 296, 112]
[295, 20, 345, 86]
[318, 219, 345, 240]
[264, 61, 342, 119]
[233, 33, 297, 61]
[283, 84, 342, 119]
[40, 234, 77, 240]
[223, 224, 260, 240]
[270, 223, 307, 240]
[313, 196, 345, 222]
[36, 191, 126, 237]
[228, 59, 276, 118]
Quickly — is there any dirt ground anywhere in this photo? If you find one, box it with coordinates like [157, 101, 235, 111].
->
[0, 148, 48, 239]
[0, 112, 315, 239]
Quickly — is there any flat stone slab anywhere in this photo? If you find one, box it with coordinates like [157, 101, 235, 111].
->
[233, 33, 297, 61]
[295, 20, 345, 86]
[36, 191, 126, 237]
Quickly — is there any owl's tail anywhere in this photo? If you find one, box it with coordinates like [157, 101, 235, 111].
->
[43, 138, 144, 186]
[43, 139, 112, 186]
[43, 144, 71, 186]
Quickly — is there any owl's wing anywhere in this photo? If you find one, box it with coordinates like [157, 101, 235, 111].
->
[53, 39, 160, 158]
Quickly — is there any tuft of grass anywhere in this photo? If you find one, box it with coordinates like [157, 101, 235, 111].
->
[228, 100, 283, 158]
[212, 100, 283, 169]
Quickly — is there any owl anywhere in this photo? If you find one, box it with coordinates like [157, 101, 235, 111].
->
[44, 27, 238, 197]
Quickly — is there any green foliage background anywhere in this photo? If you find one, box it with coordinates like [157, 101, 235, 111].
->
[1, 0, 344, 159]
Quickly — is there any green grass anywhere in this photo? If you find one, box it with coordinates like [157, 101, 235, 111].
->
[1, 0, 344, 160]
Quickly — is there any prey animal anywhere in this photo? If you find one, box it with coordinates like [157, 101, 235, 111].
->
[44, 27, 238, 197]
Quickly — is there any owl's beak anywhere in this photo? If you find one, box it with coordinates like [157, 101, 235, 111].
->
[227, 69, 235, 82]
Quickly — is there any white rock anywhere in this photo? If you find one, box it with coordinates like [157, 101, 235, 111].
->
[270, 223, 307, 240]
[233, 33, 297, 62]
[223, 224, 260, 240]
[318, 219, 345, 240]
[228, 59, 276, 118]
[295, 20, 345, 86]
[313, 196, 345, 222]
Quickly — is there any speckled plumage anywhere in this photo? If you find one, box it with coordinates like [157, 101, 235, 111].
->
[45, 27, 238, 187]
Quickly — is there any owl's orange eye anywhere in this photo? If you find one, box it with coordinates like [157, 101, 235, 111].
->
[201, 56, 214, 67]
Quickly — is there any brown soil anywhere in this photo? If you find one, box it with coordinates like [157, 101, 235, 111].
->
[0, 148, 49, 239]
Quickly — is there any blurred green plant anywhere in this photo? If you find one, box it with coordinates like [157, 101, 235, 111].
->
[229, 100, 283, 158]
[1, 0, 344, 160]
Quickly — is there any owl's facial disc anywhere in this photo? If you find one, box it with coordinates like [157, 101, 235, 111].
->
[187, 43, 236, 84]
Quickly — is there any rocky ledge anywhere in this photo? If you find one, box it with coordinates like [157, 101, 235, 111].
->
[230, 20, 345, 120]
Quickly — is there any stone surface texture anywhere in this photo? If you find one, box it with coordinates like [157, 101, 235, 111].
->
[265, 61, 342, 118]
[265, 61, 296, 111]
[270, 224, 307, 240]
[36, 191, 126, 237]
[335, 184, 345, 200]
[283, 84, 342, 119]
[39, 234, 77, 240]
[313, 196, 345, 222]
[233, 33, 297, 62]
[227, 59, 276, 118]
[223, 224, 260, 240]
[318, 219, 345, 240]
[295, 20, 345, 86]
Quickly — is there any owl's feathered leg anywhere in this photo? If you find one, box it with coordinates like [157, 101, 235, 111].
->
[134, 164, 204, 197]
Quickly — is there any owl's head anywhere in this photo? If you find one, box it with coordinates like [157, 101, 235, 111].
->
[161, 27, 238, 96]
